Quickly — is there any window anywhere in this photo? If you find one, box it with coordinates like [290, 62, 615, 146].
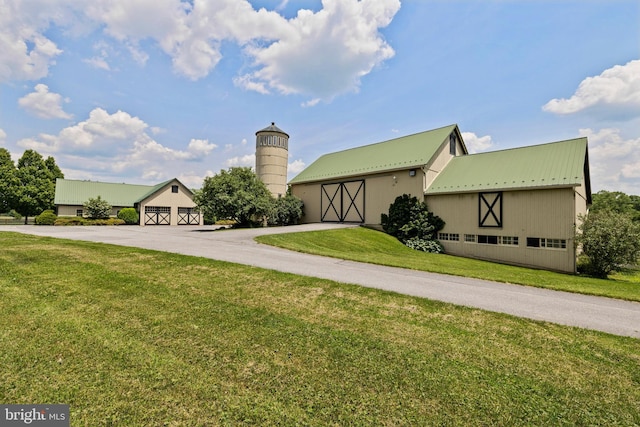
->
[172, 185, 179, 193]
[542, 238, 566, 249]
[527, 237, 540, 248]
[464, 234, 476, 243]
[478, 235, 498, 244]
[527, 237, 566, 249]
[76, 209, 83, 217]
[499, 236, 519, 246]
[438, 233, 460, 241]
[449, 133, 457, 156]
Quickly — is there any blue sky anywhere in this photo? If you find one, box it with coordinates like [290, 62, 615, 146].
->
[1, 0, 638, 193]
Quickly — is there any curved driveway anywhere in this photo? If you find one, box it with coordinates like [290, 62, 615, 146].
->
[2, 224, 639, 338]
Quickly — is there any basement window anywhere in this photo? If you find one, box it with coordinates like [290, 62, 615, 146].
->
[542, 238, 566, 249]
[76, 209, 83, 217]
[478, 235, 498, 245]
[499, 236, 519, 246]
[438, 233, 460, 241]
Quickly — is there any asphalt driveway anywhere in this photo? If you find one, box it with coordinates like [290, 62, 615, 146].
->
[2, 224, 639, 338]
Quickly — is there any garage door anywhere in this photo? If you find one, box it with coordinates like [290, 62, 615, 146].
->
[321, 180, 365, 223]
[178, 207, 200, 225]
[144, 206, 171, 225]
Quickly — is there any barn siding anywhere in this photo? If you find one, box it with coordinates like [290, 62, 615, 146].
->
[427, 188, 579, 272]
[292, 167, 425, 224]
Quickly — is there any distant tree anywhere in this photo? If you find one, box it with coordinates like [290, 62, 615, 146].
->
[14, 150, 63, 223]
[194, 167, 274, 228]
[84, 196, 112, 219]
[0, 148, 17, 213]
[381, 194, 445, 253]
[591, 190, 639, 221]
[577, 209, 640, 278]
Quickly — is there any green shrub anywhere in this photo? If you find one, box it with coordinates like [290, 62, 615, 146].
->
[55, 217, 87, 226]
[268, 194, 304, 226]
[83, 195, 112, 219]
[381, 194, 444, 243]
[91, 218, 125, 226]
[577, 209, 640, 278]
[404, 237, 444, 253]
[35, 210, 57, 225]
[117, 208, 139, 225]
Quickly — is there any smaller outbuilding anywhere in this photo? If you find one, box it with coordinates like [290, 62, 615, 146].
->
[54, 178, 202, 226]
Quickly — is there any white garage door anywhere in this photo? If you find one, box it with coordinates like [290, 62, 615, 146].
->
[144, 206, 171, 225]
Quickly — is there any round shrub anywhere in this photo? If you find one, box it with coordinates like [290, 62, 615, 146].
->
[35, 210, 57, 225]
[117, 208, 139, 225]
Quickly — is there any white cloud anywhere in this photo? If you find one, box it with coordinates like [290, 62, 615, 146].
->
[237, 0, 400, 101]
[225, 153, 255, 167]
[543, 60, 640, 116]
[18, 84, 73, 119]
[0, 0, 77, 83]
[83, 56, 111, 70]
[0, 128, 6, 145]
[462, 132, 493, 153]
[288, 158, 305, 174]
[579, 128, 640, 193]
[16, 107, 216, 181]
[1, 0, 400, 101]
[187, 138, 217, 156]
[301, 98, 321, 108]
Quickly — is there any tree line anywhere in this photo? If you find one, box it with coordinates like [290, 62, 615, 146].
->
[0, 148, 63, 223]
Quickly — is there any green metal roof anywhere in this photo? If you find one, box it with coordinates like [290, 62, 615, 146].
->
[54, 178, 186, 206]
[289, 124, 461, 184]
[425, 137, 589, 195]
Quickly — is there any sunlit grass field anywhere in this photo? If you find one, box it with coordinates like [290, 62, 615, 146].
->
[257, 226, 640, 302]
[1, 231, 639, 426]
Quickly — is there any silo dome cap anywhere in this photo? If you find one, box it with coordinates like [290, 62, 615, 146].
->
[256, 122, 289, 137]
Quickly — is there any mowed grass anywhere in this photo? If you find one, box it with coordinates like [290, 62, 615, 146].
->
[1, 232, 639, 426]
[256, 227, 640, 302]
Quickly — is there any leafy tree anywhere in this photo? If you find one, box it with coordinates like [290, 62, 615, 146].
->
[14, 150, 63, 224]
[0, 148, 17, 214]
[591, 190, 640, 222]
[381, 194, 445, 252]
[194, 167, 274, 228]
[83, 196, 112, 219]
[268, 193, 304, 226]
[577, 209, 640, 278]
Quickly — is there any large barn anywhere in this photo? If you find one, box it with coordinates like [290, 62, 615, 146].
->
[54, 178, 202, 226]
[289, 124, 591, 273]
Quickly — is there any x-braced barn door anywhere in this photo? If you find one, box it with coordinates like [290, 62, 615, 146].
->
[321, 180, 365, 223]
[145, 206, 171, 225]
[177, 207, 200, 225]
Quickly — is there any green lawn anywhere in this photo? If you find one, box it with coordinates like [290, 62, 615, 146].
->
[1, 231, 639, 426]
[256, 227, 640, 302]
